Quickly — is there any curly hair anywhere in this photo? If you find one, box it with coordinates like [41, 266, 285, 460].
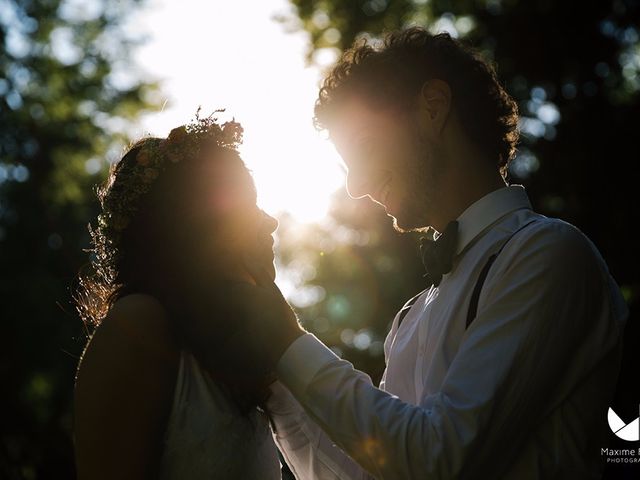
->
[314, 28, 519, 175]
[76, 116, 247, 328]
[75, 116, 274, 412]
[75, 139, 156, 327]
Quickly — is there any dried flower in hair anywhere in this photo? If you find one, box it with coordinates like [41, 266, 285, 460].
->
[167, 150, 181, 163]
[136, 149, 151, 166]
[143, 168, 159, 183]
[167, 125, 189, 143]
[78, 108, 244, 326]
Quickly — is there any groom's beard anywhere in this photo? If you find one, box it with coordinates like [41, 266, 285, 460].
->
[391, 130, 445, 233]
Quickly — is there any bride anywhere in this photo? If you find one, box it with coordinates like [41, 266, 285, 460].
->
[73, 112, 282, 479]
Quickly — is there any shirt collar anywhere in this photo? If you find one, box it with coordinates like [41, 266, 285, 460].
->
[455, 185, 532, 255]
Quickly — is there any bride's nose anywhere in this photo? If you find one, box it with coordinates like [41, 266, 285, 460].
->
[260, 211, 279, 234]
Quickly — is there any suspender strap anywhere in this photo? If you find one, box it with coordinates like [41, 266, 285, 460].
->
[397, 219, 539, 331]
[465, 253, 498, 329]
[465, 219, 539, 329]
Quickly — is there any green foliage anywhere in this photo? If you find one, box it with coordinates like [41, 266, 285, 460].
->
[0, 0, 160, 476]
[278, 191, 426, 382]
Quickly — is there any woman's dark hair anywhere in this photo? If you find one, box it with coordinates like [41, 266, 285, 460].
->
[314, 27, 519, 176]
[76, 117, 268, 413]
[77, 116, 248, 325]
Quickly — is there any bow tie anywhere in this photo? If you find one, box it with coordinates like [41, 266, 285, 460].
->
[419, 221, 459, 287]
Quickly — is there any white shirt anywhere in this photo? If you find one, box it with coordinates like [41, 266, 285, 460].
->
[267, 186, 628, 479]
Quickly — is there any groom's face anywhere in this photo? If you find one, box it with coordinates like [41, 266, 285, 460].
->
[330, 97, 445, 232]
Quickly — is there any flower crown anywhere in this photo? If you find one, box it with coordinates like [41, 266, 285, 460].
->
[100, 108, 242, 228]
[89, 109, 243, 287]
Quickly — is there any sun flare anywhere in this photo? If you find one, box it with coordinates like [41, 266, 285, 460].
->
[132, 0, 345, 225]
[241, 132, 345, 223]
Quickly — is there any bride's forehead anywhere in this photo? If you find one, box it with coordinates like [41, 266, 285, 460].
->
[201, 170, 257, 208]
[194, 152, 253, 187]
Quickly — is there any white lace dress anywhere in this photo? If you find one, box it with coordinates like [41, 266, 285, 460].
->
[159, 351, 281, 479]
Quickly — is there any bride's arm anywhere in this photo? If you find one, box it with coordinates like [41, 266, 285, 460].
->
[74, 294, 179, 479]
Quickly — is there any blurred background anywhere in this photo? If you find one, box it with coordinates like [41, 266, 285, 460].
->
[1, 0, 638, 478]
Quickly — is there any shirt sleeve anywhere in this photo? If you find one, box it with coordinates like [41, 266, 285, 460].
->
[274, 221, 626, 479]
[266, 302, 409, 480]
[267, 379, 373, 480]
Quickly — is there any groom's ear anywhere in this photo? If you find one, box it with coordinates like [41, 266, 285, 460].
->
[417, 79, 452, 137]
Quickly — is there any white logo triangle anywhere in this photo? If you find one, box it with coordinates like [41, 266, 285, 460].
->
[608, 407, 640, 442]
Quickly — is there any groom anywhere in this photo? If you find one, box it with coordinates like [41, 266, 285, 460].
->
[239, 28, 628, 479]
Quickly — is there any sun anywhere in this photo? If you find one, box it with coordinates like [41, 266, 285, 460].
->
[134, 0, 345, 225]
[241, 130, 345, 224]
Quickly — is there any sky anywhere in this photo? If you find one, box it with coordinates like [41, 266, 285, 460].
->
[130, 0, 345, 223]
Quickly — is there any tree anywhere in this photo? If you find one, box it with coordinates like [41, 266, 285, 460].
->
[278, 1, 639, 477]
[278, 193, 426, 384]
[0, 0, 159, 476]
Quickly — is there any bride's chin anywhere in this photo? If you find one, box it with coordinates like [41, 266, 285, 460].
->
[265, 261, 277, 282]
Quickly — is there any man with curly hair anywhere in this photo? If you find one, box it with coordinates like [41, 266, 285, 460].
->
[235, 28, 627, 479]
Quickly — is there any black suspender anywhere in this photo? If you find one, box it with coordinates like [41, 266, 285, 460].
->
[465, 253, 499, 329]
[397, 219, 538, 330]
[465, 219, 538, 328]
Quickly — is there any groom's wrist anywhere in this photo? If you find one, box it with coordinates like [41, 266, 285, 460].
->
[275, 333, 340, 400]
[270, 325, 305, 365]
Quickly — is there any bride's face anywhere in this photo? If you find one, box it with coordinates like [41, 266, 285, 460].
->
[194, 152, 278, 283]
[249, 208, 279, 282]
[229, 203, 279, 283]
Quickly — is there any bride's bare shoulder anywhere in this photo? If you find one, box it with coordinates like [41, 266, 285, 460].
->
[109, 293, 169, 322]
[74, 296, 181, 477]
[94, 293, 175, 346]
[75, 294, 179, 384]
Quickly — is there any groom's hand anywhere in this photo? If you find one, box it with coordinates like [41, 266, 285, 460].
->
[227, 258, 306, 369]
